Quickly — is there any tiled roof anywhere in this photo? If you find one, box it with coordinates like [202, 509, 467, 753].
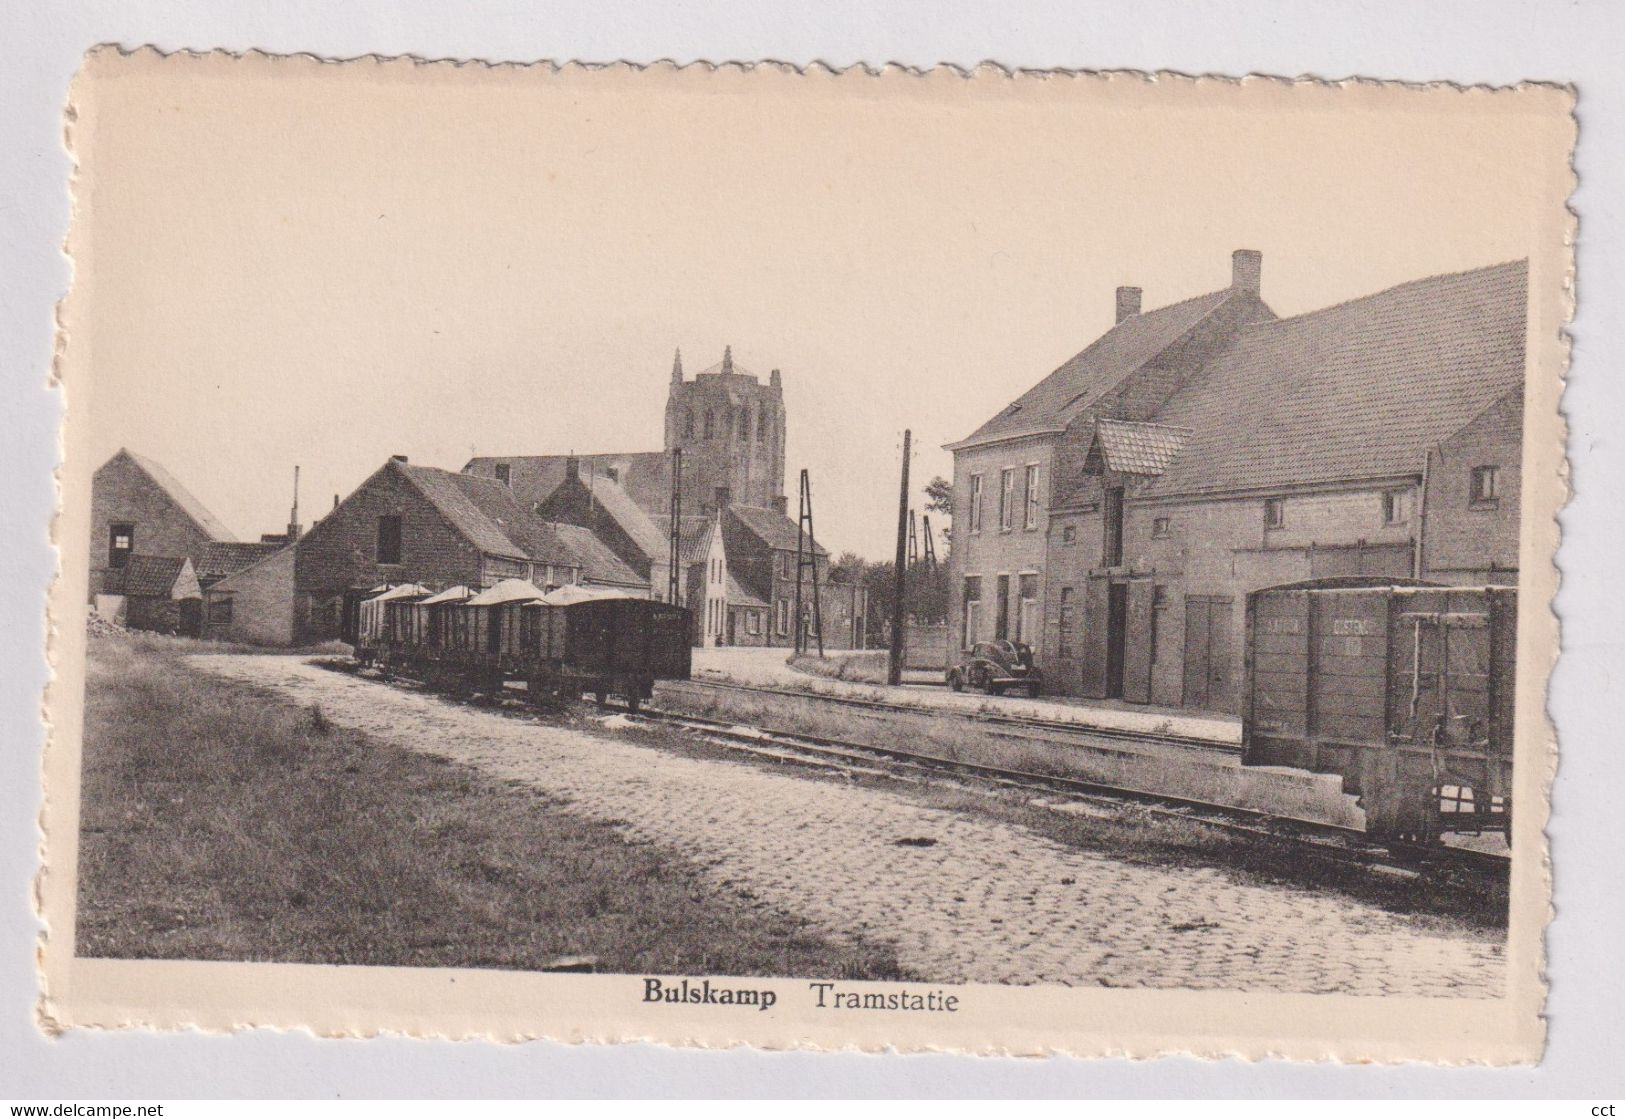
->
[198, 541, 283, 580]
[726, 573, 769, 609]
[398, 464, 537, 559]
[726, 505, 828, 556]
[1094, 420, 1191, 476]
[650, 514, 718, 567]
[1139, 260, 1527, 498]
[120, 451, 235, 541]
[461, 452, 672, 515]
[397, 463, 612, 576]
[109, 554, 190, 597]
[553, 523, 647, 587]
[950, 288, 1263, 449]
[577, 474, 669, 562]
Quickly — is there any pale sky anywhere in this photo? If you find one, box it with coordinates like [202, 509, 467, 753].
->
[69, 55, 1568, 558]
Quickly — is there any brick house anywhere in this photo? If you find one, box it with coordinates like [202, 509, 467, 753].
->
[723, 505, 866, 650]
[535, 457, 670, 587]
[203, 544, 297, 645]
[291, 456, 644, 644]
[945, 250, 1276, 660]
[90, 449, 234, 596]
[1025, 258, 1526, 714]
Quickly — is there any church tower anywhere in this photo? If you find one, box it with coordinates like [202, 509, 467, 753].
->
[663, 345, 787, 514]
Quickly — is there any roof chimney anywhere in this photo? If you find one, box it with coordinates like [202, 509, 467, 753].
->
[1231, 249, 1262, 294]
[390, 454, 408, 463]
[714, 485, 732, 511]
[564, 455, 580, 481]
[770, 368, 782, 389]
[721, 345, 734, 376]
[1115, 286, 1142, 324]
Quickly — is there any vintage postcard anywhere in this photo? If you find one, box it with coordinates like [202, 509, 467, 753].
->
[40, 49, 1571, 1061]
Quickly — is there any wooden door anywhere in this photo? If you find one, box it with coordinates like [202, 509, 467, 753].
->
[1106, 582, 1128, 698]
[1079, 575, 1111, 698]
[1123, 579, 1155, 704]
[1183, 595, 1234, 711]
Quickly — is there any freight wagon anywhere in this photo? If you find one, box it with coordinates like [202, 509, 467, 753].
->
[358, 579, 691, 709]
[1242, 577, 1516, 849]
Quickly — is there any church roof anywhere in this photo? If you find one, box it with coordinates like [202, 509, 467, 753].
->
[461, 452, 672, 515]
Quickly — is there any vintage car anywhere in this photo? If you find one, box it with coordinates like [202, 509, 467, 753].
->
[946, 640, 1043, 697]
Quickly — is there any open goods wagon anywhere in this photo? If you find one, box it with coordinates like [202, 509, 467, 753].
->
[363, 581, 691, 709]
[1242, 577, 1516, 848]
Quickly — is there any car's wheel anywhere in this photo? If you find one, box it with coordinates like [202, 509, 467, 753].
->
[948, 670, 964, 693]
[986, 679, 1002, 696]
[1027, 682, 1041, 698]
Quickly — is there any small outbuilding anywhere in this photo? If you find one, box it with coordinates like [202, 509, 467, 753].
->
[102, 554, 203, 636]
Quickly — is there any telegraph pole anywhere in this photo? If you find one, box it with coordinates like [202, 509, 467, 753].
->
[667, 449, 682, 604]
[795, 469, 824, 656]
[888, 430, 911, 686]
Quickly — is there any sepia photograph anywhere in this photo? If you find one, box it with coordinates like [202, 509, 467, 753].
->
[38, 49, 1571, 1062]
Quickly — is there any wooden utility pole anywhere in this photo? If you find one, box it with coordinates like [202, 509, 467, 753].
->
[667, 448, 682, 605]
[888, 430, 911, 685]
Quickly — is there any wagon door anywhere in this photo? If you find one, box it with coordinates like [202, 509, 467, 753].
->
[1245, 589, 1311, 769]
[1390, 590, 1506, 834]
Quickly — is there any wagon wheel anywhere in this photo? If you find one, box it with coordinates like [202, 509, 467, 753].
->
[1026, 681, 1041, 699]
[626, 695, 642, 715]
[594, 687, 609, 708]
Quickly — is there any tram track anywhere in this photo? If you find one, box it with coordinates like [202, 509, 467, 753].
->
[620, 696, 1510, 884]
[326, 660, 1509, 884]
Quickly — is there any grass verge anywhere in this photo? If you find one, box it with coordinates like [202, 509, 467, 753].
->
[786, 651, 890, 684]
[74, 635, 908, 979]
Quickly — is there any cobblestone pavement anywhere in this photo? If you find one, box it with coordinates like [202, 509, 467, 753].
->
[692, 646, 1242, 743]
[194, 656, 1504, 996]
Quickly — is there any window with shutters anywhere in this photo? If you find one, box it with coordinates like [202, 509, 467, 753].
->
[999, 469, 1015, 531]
[1024, 464, 1041, 529]
[1470, 465, 1500, 506]
[968, 474, 984, 533]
